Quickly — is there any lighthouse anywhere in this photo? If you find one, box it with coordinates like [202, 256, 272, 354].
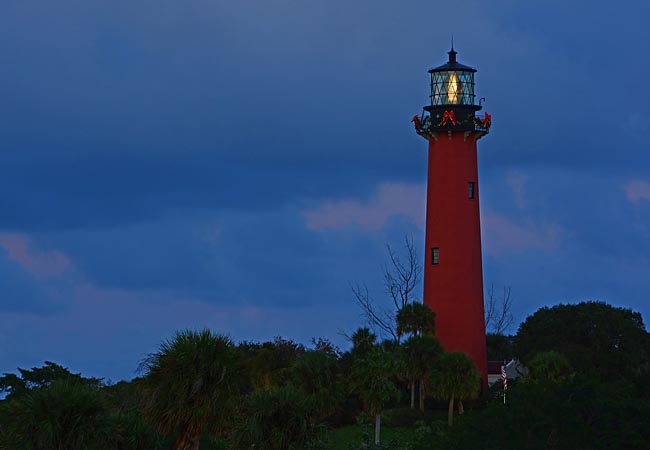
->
[413, 48, 491, 384]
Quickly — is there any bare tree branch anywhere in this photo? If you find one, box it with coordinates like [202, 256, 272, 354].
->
[383, 236, 421, 311]
[338, 328, 353, 343]
[484, 284, 497, 330]
[494, 286, 514, 334]
[352, 237, 422, 342]
[485, 284, 514, 335]
[351, 282, 398, 342]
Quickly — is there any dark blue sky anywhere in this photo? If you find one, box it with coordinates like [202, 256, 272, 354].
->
[1, 0, 649, 381]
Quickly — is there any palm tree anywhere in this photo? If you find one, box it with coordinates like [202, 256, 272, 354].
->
[400, 335, 442, 411]
[0, 379, 104, 450]
[429, 352, 481, 427]
[140, 329, 241, 450]
[351, 327, 377, 356]
[289, 350, 341, 419]
[105, 411, 165, 450]
[233, 384, 318, 450]
[102, 378, 165, 450]
[397, 345, 420, 410]
[396, 302, 436, 339]
[351, 347, 399, 444]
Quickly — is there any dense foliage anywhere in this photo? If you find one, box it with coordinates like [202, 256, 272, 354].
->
[429, 352, 481, 427]
[140, 329, 241, 450]
[516, 301, 650, 381]
[0, 379, 105, 450]
[443, 376, 650, 450]
[0, 301, 648, 450]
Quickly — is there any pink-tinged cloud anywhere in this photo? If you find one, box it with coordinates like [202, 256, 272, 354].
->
[505, 170, 528, 209]
[303, 182, 425, 232]
[482, 211, 565, 256]
[624, 180, 650, 204]
[0, 233, 71, 278]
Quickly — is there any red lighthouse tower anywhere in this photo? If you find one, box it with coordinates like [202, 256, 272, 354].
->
[413, 48, 491, 384]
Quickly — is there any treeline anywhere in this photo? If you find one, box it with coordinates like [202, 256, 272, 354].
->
[1, 301, 649, 450]
[450, 301, 650, 450]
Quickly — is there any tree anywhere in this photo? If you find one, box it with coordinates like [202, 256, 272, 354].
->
[429, 352, 481, 427]
[485, 333, 515, 361]
[396, 302, 436, 339]
[0, 379, 104, 450]
[383, 237, 421, 312]
[351, 347, 399, 444]
[527, 351, 573, 383]
[103, 410, 166, 450]
[445, 376, 650, 450]
[0, 361, 102, 401]
[515, 301, 650, 381]
[140, 329, 241, 450]
[238, 337, 305, 393]
[233, 384, 323, 450]
[398, 335, 442, 411]
[352, 237, 421, 342]
[310, 337, 341, 357]
[102, 378, 166, 450]
[350, 327, 377, 356]
[289, 350, 341, 420]
[484, 284, 514, 335]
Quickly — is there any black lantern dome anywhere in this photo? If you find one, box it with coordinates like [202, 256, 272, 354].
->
[427, 48, 479, 109]
[414, 48, 490, 136]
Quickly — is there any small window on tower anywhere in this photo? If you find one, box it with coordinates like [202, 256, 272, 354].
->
[431, 247, 439, 265]
[468, 182, 475, 199]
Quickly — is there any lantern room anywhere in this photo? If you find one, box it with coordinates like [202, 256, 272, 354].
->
[413, 48, 491, 136]
[428, 49, 478, 108]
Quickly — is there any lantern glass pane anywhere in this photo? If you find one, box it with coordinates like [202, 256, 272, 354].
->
[430, 70, 475, 106]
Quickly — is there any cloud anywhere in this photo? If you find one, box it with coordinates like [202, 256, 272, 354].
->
[303, 182, 425, 232]
[0, 233, 70, 278]
[0, 252, 66, 316]
[482, 211, 566, 255]
[39, 209, 365, 309]
[624, 180, 650, 204]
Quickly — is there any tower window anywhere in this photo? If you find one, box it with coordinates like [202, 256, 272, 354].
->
[431, 247, 439, 265]
[468, 182, 475, 199]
